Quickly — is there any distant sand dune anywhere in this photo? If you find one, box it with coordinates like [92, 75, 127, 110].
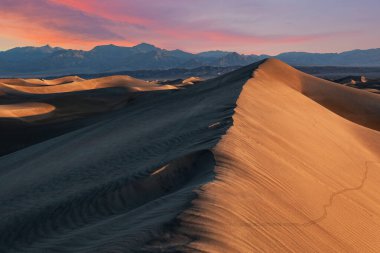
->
[0, 59, 379, 252]
[0, 75, 178, 124]
[0, 75, 177, 95]
[0, 76, 84, 87]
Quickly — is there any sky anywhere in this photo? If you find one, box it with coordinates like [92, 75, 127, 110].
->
[0, 0, 379, 54]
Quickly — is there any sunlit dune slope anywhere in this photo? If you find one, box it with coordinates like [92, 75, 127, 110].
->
[176, 59, 380, 252]
[0, 102, 55, 119]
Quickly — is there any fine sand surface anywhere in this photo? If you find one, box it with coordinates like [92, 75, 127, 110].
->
[0, 59, 379, 252]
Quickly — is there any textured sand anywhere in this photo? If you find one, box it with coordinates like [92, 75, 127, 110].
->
[0, 59, 379, 252]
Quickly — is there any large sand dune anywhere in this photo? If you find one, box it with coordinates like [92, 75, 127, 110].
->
[0, 59, 379, 252]
[176, 59, 380, 252]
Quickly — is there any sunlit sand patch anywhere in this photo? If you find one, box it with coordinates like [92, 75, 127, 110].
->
[0, 102, 55, 119]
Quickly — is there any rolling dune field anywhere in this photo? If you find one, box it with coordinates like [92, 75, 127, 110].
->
[0, 59, 379, 252]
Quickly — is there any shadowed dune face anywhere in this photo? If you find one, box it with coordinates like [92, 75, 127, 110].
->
[0, 59, 379, 252]
[0, 62, 254, 252]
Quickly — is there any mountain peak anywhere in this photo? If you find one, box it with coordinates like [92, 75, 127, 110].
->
[91, 44, 120, 50]
[133, 43, 159, 52]
[225, 52, 240, 57]
[39, 44, 63, 52]
[3, 44, 61, 54]
[40, 44, 52, 49]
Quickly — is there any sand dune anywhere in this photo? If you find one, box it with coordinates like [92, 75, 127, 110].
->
[0, 59, 379, 252]
[174, 59, 380, 252]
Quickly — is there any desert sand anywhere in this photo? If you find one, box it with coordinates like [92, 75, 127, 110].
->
[0, 59, 379, 252]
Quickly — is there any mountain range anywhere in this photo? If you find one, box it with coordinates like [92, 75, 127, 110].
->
[1, 43, 379, 77]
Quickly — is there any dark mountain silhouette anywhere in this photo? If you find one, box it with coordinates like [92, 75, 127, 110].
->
[0, 43, 379, 77]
